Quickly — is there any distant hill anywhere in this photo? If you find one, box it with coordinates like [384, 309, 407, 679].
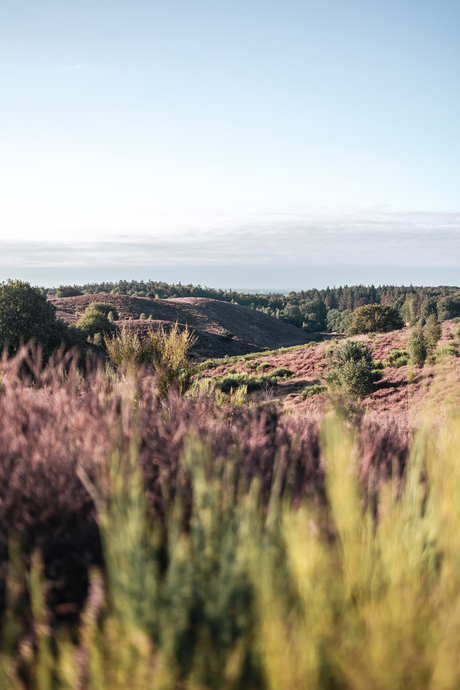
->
[49, 293, 318, 359]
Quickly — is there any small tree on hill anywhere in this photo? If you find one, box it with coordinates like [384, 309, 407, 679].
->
[325, 341, 381, 400]
[424, 314, 442, 353]
[348, 304, 404, 336]
[408, 326, 427, 367]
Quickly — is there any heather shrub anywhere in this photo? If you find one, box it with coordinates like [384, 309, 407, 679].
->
[325, 341, 381, 399]
[348, 304, 404, 335]
[408, 326, 427, 367]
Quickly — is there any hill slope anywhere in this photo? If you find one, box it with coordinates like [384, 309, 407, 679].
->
[49, 293, 316, 358]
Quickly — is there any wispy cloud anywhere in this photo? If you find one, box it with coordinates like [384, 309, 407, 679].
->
[1, 208, 459, 268]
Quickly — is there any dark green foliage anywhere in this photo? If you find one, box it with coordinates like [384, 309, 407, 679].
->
[325, 341, 381, 399]
[424, 313, 442, 353]
[326, 308, 354, 333]
[348, 304, 405, 335]
[437, 292, 460, 321]
[55, 285, 83, 298]
[0, 279, 82, 358]
[408, 327, 427, 367]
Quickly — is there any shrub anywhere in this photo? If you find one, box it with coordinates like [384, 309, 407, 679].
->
[385, 349, 410, 368]
[408, 326, 427, 367]
[425, 313, 442, 353]
[84, 302, 119, 321]
[146, 323, 197, 396]
[348, 304, 405, 335]
[107, 310, 115, 323]
[302, 383, 327, 398]
[139, 313, 147, 320]
[0, 279, 83, 358]
[76, 308, 118, 341]
[270, 367, 295, 379]
[105, 327, 147, 375]
[219, 329, 235, 341]
[433, 344, 459, 362]
[325, 341, 381, 399]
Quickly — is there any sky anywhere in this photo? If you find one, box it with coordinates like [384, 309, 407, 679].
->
[1, 0, 459, 290]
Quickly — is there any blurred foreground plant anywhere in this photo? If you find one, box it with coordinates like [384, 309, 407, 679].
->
[5, 410, 460, 689]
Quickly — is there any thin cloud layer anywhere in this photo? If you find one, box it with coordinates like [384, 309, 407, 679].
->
[2, 209, 459, 268]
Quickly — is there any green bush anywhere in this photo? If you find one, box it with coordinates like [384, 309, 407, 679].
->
[84, 302, 119, 321]
[348, 304, 405, 336]
[325, 341, 381, 399]
[425, 313, 442, 353]
[385, 349, 410, 368]
[139, 313, 147, 320]
[302, 383, 327, 398]
[408, 326, 427, 367]
[76, 308, 118, 341]
[0, 279, 83, 358]
[433, 344, 459, 362]
[270, 367, 295, 379]
[107, 311, 115, 323]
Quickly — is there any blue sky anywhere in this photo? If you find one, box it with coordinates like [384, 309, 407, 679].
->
[1, 0, 459, 289]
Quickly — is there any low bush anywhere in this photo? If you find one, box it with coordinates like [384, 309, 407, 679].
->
[219, 329, 235, 341]
[302, 383, 327, 398]
[385, 349, 410, 368]
[146, 323, 197, 396]
[432, 344, 459, 362]
[324, 341, 381, 399]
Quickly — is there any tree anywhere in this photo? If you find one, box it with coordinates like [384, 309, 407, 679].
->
[0, 279, 83, 358]
[325, 341, 381, 399]
[424, 314, 442, 353]
[348, 304, 404, 335]
[408, 326, 427, 367]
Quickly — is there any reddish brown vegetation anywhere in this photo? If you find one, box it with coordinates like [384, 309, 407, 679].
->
[0, 347, 410, 625]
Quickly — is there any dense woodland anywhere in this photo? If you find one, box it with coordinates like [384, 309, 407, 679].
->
[47, 281, 460, 332]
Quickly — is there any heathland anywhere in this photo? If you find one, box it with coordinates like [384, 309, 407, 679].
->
[1, 279, 460, 689]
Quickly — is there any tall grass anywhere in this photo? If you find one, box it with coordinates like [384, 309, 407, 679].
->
[3, 348, 460, 688]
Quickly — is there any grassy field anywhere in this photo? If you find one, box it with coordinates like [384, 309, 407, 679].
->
[1, 345, 460, 689]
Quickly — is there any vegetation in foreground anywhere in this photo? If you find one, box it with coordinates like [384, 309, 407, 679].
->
[0, 346, 460, 688]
